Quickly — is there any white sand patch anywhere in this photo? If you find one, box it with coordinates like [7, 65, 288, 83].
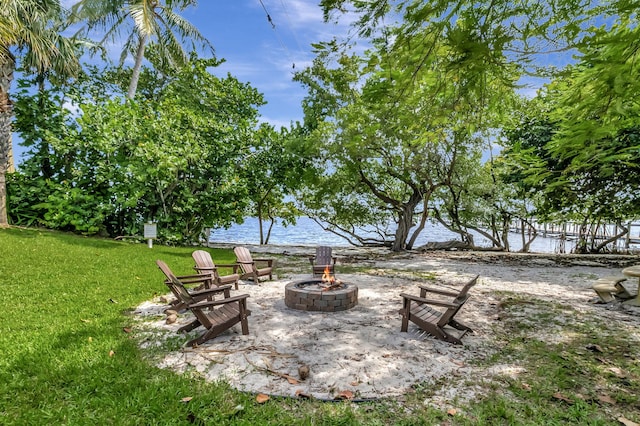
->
[133, 251, 640, 401]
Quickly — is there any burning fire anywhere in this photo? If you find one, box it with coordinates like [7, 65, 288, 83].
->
[320, 266, 341, 290]
[321, 265, 335, 284]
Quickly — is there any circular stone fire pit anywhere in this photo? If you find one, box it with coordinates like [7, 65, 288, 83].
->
[285, 279, 358, 312]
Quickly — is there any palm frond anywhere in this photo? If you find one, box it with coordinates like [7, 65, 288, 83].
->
[160, 7, 213, 53]
[128, 0, 160, 38]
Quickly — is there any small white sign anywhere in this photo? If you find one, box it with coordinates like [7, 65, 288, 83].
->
[144, 223, 157, 239]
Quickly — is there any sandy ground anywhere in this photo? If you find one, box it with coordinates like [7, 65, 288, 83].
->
[134, 249, 640, 402]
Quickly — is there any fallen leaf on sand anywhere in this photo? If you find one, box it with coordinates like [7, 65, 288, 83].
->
[598, 394, 616, 405]
[287, 377, 299, 385]
[552, 392, 572, 404]
[350, 381, 360, 386]
[256, 393, 270, 403]
[335, 390, 354, 400]
[295, 389, 312, 399]
[122, 327, 132, 333]
[618, 417, 640, 426]
[447, 408, 458, 416]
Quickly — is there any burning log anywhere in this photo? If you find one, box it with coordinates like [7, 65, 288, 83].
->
[321, 281, 343, 291]
[320, 265, 343, 291]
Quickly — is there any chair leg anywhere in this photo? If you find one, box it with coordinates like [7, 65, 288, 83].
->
[419, 324, 462, 344]
[178, 319, 201, 333]
[400, 299, 410, 332]
[449, 319, 472, 333]
[441, 330, 463, 345]
[239, 302, 250, 335]
[240, 316, 249, 335]
[187, 329, 216, 348]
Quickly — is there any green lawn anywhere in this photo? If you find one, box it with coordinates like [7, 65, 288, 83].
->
[1, 227, 639, 425]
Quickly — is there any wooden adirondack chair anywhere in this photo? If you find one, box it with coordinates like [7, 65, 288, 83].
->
[192, 250, 240, 290]
[156, 260, 250, 347]
[156, 259, 217, 312]
[399, 275, 479, 345]
[308, 246, 337, 277]
[233, 246, 274, 282]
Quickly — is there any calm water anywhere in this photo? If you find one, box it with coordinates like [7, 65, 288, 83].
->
[210, 217, 572, 253]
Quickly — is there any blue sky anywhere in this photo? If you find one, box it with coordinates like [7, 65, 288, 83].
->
[180, 1, 355, 129]
[12, 0, 355, 165]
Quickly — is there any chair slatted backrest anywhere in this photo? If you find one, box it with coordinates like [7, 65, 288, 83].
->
[233, 246, 255, 274]
[156, 260, 212, 328]
[436, 275, 478, 326]
[156, 260, 196, 305]
[315, 246, 333, 265]
[192, 250, 215, 271]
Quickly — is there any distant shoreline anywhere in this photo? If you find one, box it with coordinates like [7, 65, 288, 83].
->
[206, 241, 640, 268]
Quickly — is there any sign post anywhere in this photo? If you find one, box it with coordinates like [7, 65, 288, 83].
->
[144, 222, 157, 248]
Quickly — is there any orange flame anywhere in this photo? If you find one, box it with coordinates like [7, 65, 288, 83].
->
[321, 265, 335, 284]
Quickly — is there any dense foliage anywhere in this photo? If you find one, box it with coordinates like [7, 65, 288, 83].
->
[499, 21, 640, 252]
[8, 59, 266, 242]
[298, 0, 640, 252]
[4, 0, 640, 252]
[1, 0, 81, 227]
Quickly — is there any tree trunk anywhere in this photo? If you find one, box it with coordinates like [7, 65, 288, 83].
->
[0, 56, 15, 227]
[127, 35, 148, 99]
[406, 198, 430, 250]
[257, 204, 266, 245]
[392, 197, 422, 251]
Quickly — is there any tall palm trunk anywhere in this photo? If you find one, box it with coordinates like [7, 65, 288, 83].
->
[127, 34, 148, 99]
[0, 55, 15, 227]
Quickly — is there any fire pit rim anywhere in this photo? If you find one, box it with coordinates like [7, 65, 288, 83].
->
[290, 278, 353, 291]
[284, 278, 358, 312]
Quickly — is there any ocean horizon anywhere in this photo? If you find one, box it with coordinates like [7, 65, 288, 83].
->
[209, 216, 575, 254]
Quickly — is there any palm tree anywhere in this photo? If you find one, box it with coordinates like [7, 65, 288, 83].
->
[70, 0, 213, 99]
[0, 0, 80, 227]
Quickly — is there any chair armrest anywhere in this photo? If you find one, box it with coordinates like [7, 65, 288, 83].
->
[190, 284, 234, 297]
[176, 272, 212, 280]
[251, 258, 274, 268]
[173, 273, 215, 285]
[400, 293, 459, 308]
[194, 266, 218, 273]
[215, 263, 240, 273]
[308, 255, 316, 265]
[189, 293, 250, 309]
[417, 285, 459, 297]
